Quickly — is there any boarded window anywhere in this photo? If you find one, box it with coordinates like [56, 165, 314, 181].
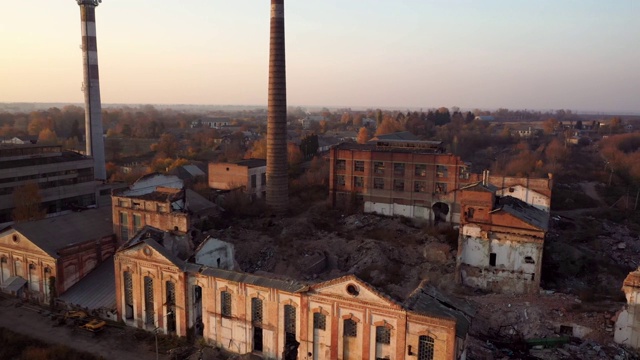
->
[414, 181, 426, 193]
[344, 319, 357, 337]
[354, 161, 365, 172]
[376, 326, 391, 344]
[418, 335, 435, 360]
[221, 291, 232, 318]
[251, 298, 263, 324]
[313, 312, 326, 330]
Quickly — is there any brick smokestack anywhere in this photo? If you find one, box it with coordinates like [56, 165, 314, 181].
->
[266, 0, 288, 212]
[77, 0, 106, 180]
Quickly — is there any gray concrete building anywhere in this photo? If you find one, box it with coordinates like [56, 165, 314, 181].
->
[0, 144, 98, 225]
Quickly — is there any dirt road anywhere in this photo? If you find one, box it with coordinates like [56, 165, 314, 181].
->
[0, 297, 167, 360]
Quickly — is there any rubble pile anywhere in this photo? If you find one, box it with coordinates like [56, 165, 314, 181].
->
[600, 221, 640, 269]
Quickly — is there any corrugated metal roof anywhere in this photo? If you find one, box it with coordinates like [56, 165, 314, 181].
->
[58, 257, 116, 310]
[0, 276, 27, 293]
[196, 267, 308, 294]
[5, 207, 113, 258]
[497, 196, 549, 231]
[403, 284, 473, 338]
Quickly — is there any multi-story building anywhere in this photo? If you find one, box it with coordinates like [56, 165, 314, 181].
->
[114, 226, 472, 360]
[0, 207, 115, 304]
[329, 135, 554, 223]
[209, 159, 267, 200]
[0, 144, 98, 224]
[455, 176, 548, 294]
[329, 139, 476, 223]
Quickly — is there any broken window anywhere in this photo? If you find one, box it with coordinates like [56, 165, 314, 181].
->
[393, 179, 405, 192]
[467, 207, 475, 219]
[374, 161, 384, 174]
[251, 298, 263, 324]
[284, 304, 296, 336]
[166, 281, 176, 333]
[436, 165, 448, 178]
[120, 212, 129, 240]
[313, 312, 326, 331]
[435, 182, 447, 194]
[374, 178, 384, 190]
[123, 271, 133, 319]
[144, 276, 154, 325]
[336, 175, 346, 187]
[344, 319, 357, 337]
[414, 181, 426, 193]
[354, 161, 364, 172]
[133, 214, 142, 234]
[221, 291, 232, 318]
[459, 166, 470, 179]
[336, 159, 346, 170]
[261, 173, 266, 186]
[376, 326, 391, 344]
[393, 163, 405, 176]
[251, 174, 257, 188]
[415, 164, 427, 177]
[354, 176, 364, 188]
[524, 256, 535, 264]
[417, 335, 435, 360]
[489, 253, 497, 267]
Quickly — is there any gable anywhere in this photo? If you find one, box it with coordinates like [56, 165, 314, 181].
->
[491, 210, 545, 232]
[117, 242, 181, 269]
[0, 229, 54, 259]
[311, 276, 399, 308]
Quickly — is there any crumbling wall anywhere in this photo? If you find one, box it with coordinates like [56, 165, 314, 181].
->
[457, 228, 542, 294]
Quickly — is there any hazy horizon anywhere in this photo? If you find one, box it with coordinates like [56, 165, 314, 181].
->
[1, 1, 638, 113]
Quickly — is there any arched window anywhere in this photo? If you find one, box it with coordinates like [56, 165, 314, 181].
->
[123, 271, 133, 319]
[418, 335, 435, 360]
[144, 276, 154, 325]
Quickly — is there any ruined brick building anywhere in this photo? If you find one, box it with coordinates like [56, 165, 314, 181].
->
[208, 159, 267, 200]
[114, 226, 473, 360]
[0, 207, 115, 303]
[328, 133, 553, 224]
[455, 174, 549, 294]
[615, 268, 640, 348]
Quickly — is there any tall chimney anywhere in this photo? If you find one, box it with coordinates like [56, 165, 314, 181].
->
[266, 0, 288, 212]
[77, 0, 106, 180]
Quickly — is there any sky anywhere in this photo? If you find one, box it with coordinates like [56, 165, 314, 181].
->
[0, 1, 638, 113]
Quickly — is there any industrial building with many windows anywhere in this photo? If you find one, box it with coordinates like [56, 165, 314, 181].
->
[0, 144, 98, 225]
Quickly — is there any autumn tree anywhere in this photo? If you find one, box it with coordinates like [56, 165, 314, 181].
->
[153, 133, 179, 158]
[357, 127, 370, 144]
[37, 128, 58, 145]
[246, 138, 267, 159]
[375, 118, 404, 136]
[288, 142, 303, 166]
[12, 182, 46, 222]
[299, 134, 319, 158]
[542, 118, 558, 135]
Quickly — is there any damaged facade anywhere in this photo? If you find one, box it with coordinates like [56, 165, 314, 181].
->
[0, 207, 115, 303]
[114, 226, 472, 360]
[615, 268, 640, 348]
[455, 176, 549, 294]
[209, 159, 267, 200]
[328, 133, 553, 224]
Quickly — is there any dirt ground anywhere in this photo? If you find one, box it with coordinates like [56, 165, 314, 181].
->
[211, 194, 640, 360]
[0, 295, 169, 360]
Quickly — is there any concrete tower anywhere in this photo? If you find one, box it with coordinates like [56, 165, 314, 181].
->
[77, 0, 106, 180]
[266, 0, 288, 212]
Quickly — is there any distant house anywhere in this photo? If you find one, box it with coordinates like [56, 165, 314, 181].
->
[513, 127, 542, 138]
[298, 115, 326, 129]
[191, 117, 231, 129]
[1, 136, 38, 145]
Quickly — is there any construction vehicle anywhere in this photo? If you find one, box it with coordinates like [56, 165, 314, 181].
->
[80, 318, 106, 334]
